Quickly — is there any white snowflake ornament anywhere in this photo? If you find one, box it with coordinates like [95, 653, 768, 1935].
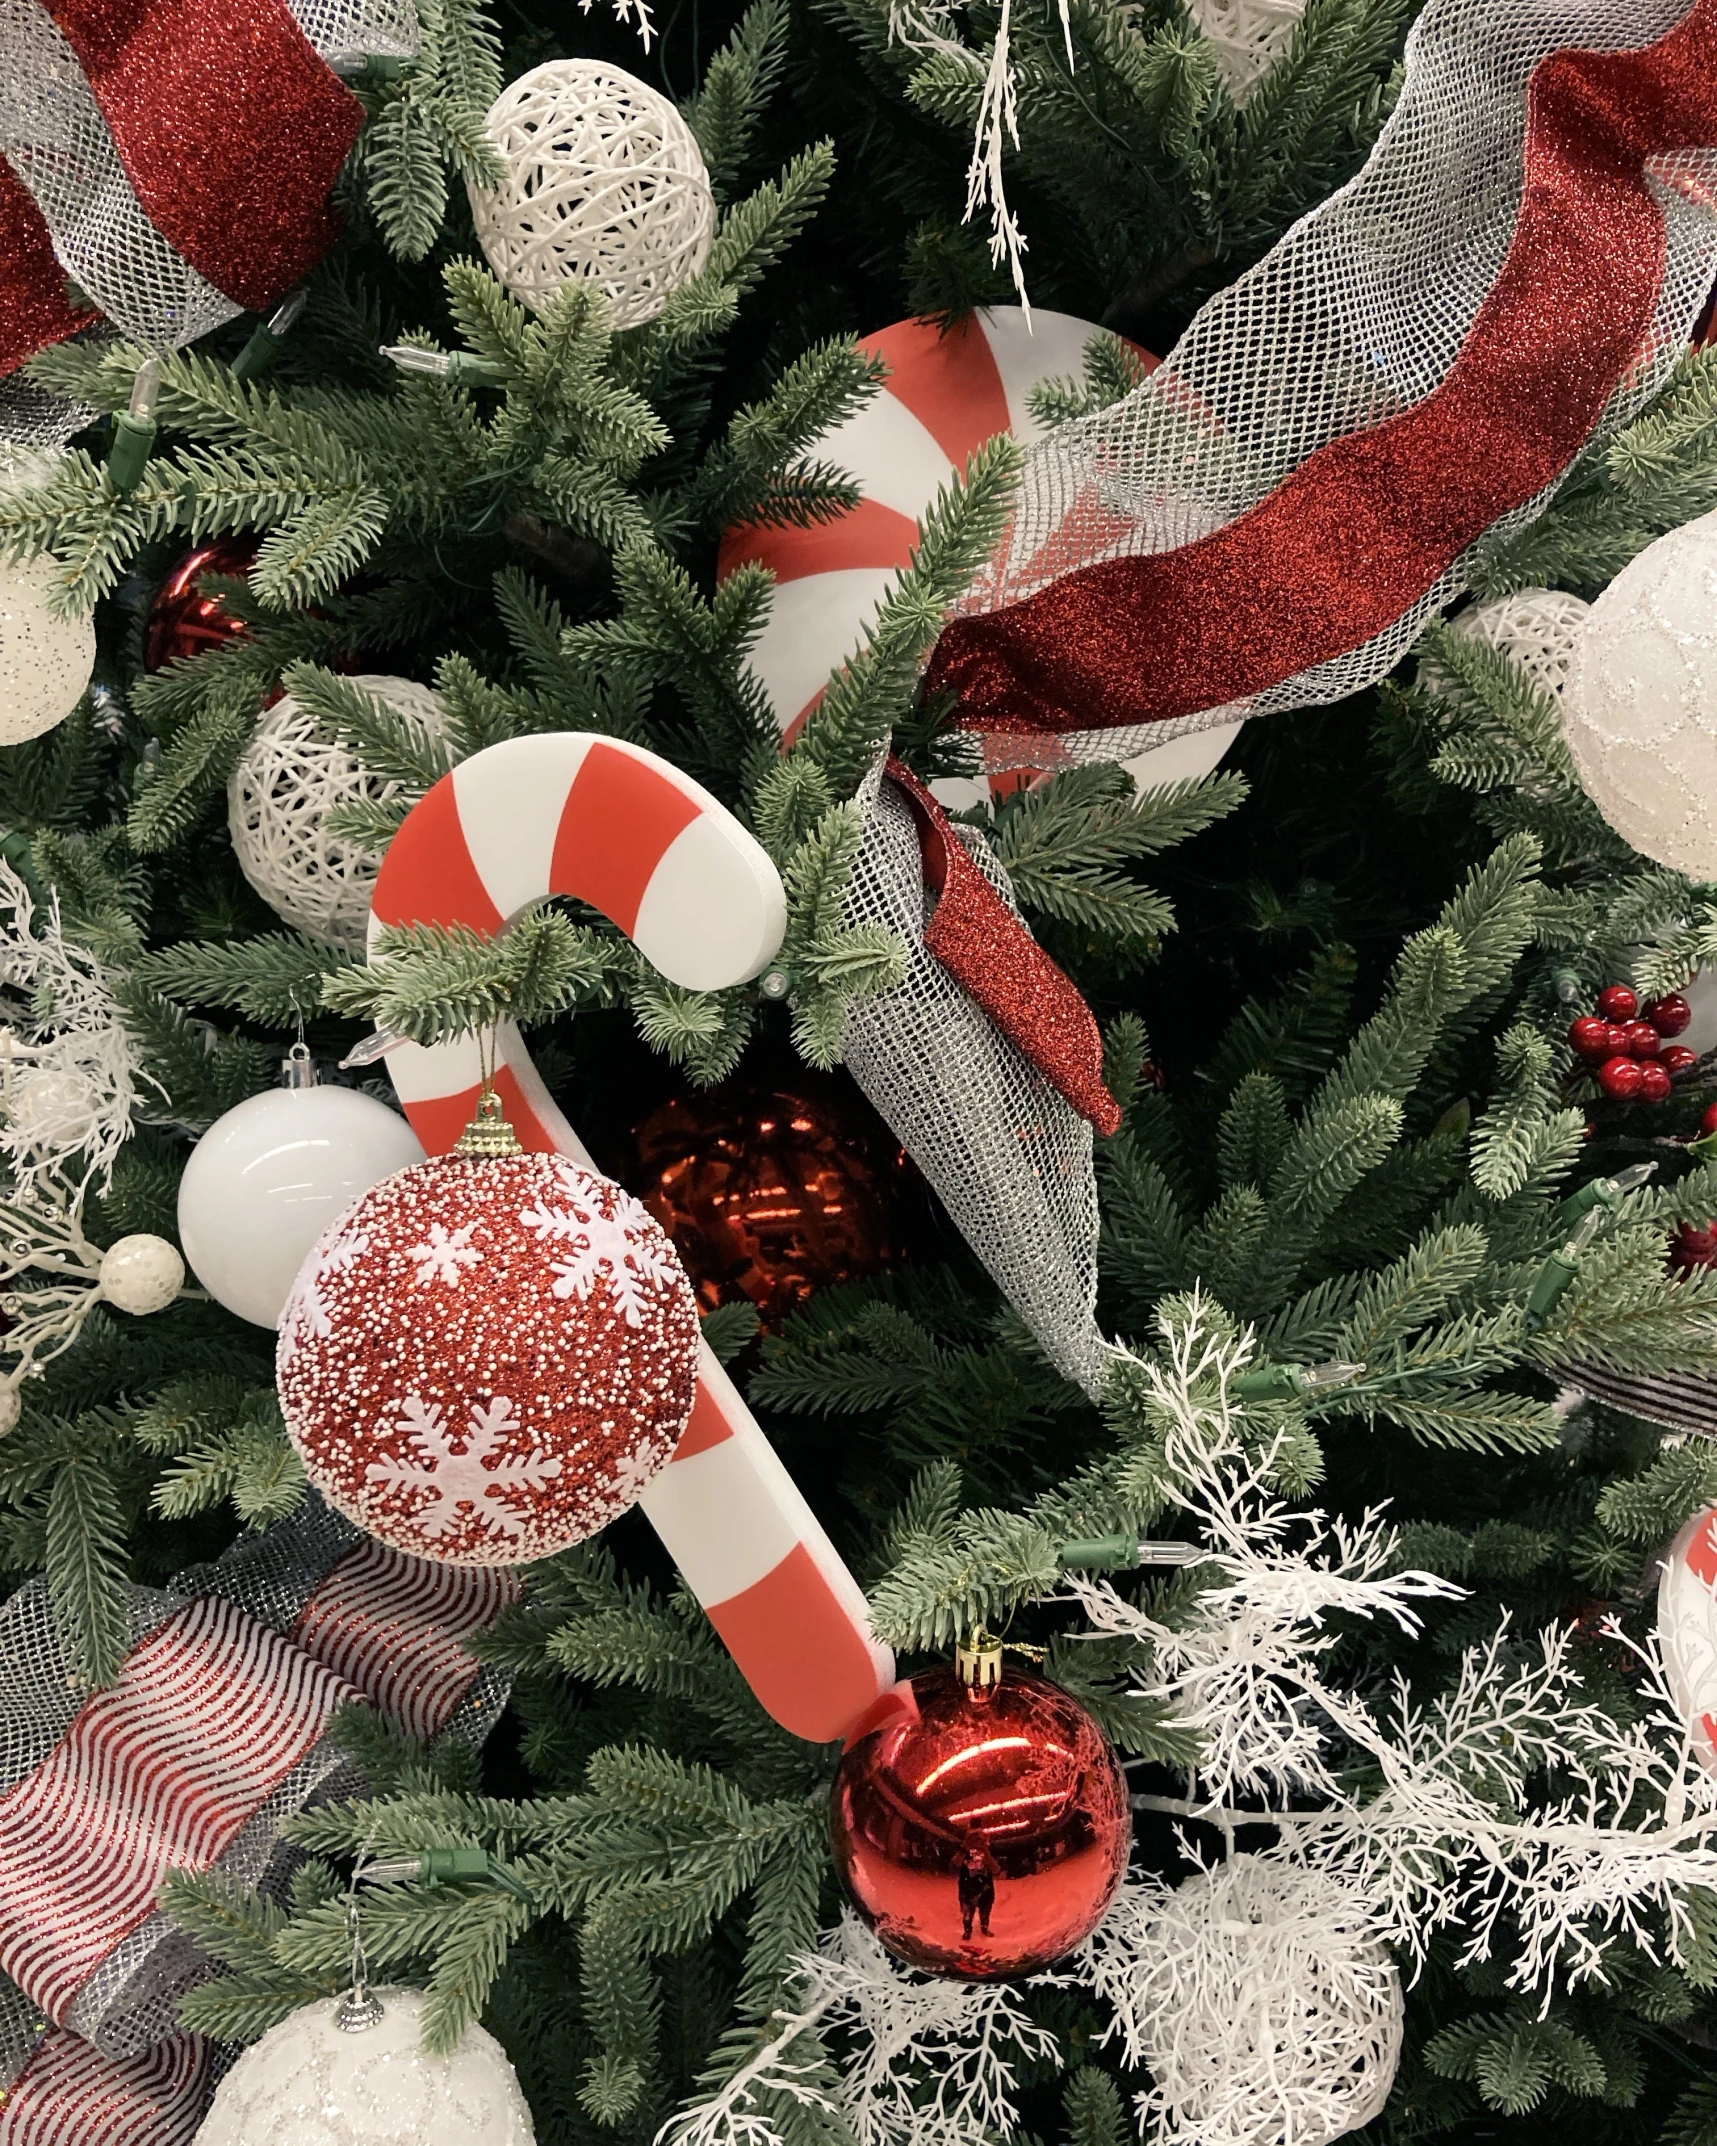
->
[277, 1152, 699, 1564]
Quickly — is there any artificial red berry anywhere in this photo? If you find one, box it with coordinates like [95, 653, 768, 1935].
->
[1598, 984, 1639, 1022]
[1674, 1222, 1717, 1270]
[1647, 992, 1694, 1038]
[1599, 1056, 1645, 1100]
[1702, 1101, 1717, 1136]
[1569, 1016, 1613, 1061]
[1638, 1061, 1673, 1102]
[1623, 1020, 1662, 1058]
[1662, 1044, 1699, 1076]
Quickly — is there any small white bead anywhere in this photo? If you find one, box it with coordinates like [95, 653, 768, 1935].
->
[98, 1233, 185, 1316]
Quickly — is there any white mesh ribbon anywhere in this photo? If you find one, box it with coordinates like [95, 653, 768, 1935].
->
[0, 0, 417, 351]
[841, 778, 1104, 1396]
[932, 0, 1717, 769]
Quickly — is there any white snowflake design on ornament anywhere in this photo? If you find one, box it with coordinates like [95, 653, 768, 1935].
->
[523, 1182, 680, 1328]
[409, 1221, 482, 1288]
[365, 1394, 562, 1546]
[284, 1224, 374, 1351]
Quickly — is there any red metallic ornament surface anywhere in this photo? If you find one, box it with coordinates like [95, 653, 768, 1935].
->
[633, 1078, 912, 1326]
[1597, 984, 1639, 1023]
[1649, 992, 1695, 1037]
[144, 540, 257, 671]
[830, 1666, 1130, 1981]
[1598, 1055, 1644, 1101]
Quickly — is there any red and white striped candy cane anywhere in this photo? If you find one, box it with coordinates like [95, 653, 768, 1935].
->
[370, 733, 903, 1745]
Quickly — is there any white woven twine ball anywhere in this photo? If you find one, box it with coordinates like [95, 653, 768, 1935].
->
[194, 1986, 536, 2144]
[1185, 0, 1308, 97]
[0, 553, 94, 747]
[468, 61, 715, 331]
[228, 674, 446, 950]
[1564, 511, 1717, 878]
[1130, 1858, 1403, 2146]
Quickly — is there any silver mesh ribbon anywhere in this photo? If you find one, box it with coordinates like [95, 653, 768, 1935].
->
[841, 777, 1104, 1395]
[1563, 1363, 1717, 1438]
[0, 0, 418, 351]
[945, 0, 1717, 768]
[0, 376, 92, 456]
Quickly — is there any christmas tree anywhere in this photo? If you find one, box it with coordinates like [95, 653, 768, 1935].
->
[3, 0, 1717, 2140]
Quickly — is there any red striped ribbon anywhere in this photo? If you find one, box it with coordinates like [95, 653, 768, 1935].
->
[925, 0, 1717, 737]
[294, 1542, 522, 1743]
[40, 0, 362, 312]
[0, 2032, 207, 2146]
[0, 1596, 353, 2025]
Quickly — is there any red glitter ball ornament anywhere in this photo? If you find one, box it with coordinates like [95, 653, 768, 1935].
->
[830, 1664, 1130, 1981]
[144, 539, 258, 671]
[276, 1151, 700, 1565]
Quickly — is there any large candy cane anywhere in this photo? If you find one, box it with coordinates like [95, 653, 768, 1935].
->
[370, 734, 901, 1745]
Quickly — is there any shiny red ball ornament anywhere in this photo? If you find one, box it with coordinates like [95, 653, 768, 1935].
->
[1703, 1101, 1717, 1137]
[1598, 1056, 1645, 1100]
[1606, 1023, 1634, 1056]
[144, 539, 259, 671]
[1663, 1045, 1699, 1077]
[633, 1077, 913, 1326]
[1598, 984, 1639, 1022]
[1648, 993, 1694, 1038]
[1639, 1061, 1673, 1103]
[1569, 1016, 1612, 1061]
[276, 1149, 700, 1564]
[830, 1664, 1130, 1981]
[1672, 1222, 1717, 1271]
[1622, 1020, 1662, 1058]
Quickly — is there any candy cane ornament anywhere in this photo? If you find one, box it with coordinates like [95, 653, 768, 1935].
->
[368, 733, 902, 1745]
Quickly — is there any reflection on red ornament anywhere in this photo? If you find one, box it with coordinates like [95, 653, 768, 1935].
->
[830, 1665, 1130, 1981]
[144, 538, 259, 671]
[632, 1075, 915, 1326]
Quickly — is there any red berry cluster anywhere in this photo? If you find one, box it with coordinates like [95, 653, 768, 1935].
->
[1569, 985, 1695, 1103]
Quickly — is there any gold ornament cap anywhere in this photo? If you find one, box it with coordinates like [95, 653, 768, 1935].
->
[454, 1086, 524, 1158]
[956, 1633, 1004, 1693]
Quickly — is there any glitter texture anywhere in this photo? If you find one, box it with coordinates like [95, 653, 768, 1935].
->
[0, 554, 94, 746]
[921, 0, 1717, 757]
[0, 156, 96, 379]
[276, 1152, 700, 1567]
[195, 1986, 537, 2145]
[1563, 508, 1717, 875]
[42, 0, 363, 312]
[888, 760, 1120, 1135]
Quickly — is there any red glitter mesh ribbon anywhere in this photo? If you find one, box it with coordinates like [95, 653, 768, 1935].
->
[0, 2030, 210, 2145]
[885, 759, 1120, 1135]
[0, 158, 97, 380]
[41, 0, 363, 312]
[925, 0, 1717, 740]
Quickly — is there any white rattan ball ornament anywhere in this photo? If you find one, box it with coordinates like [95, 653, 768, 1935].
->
[1127, 1858, 1403, 2146]
[228, 674, 446, 950]
[469, 62, 715, 331]
[1185, 0, 1308, 98]
[1564, 511, 1717, 878]
[0, 553, 94, 747]
[98, 1234, 185, 1316]
[193, 1985, 536, 2144]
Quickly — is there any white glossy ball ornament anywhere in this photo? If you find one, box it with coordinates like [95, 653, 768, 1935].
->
[468, 61, 715, 331]
[177, 1066, 426, 1329]
[1565, 510, 1717, 876]
[229, 675, 447, 951]
[98, 1234, 185, 1315]
[193, 1985, 536, 2145]
[0, 552, 94, 746]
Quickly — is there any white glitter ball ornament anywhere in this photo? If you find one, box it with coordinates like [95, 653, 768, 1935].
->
[0, 553, 95, 747]
[277, 1151, 700, 1564]
[1126, 1859, 1403, 2146]
[193, 1985, 536, 2145]
[468, 62, 715, 331]
[178, 1073, 427, 1329]
[228, 674, 447, 950]
[1565, 510, 1717, 878]
[98, 1233, 185, 1316]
